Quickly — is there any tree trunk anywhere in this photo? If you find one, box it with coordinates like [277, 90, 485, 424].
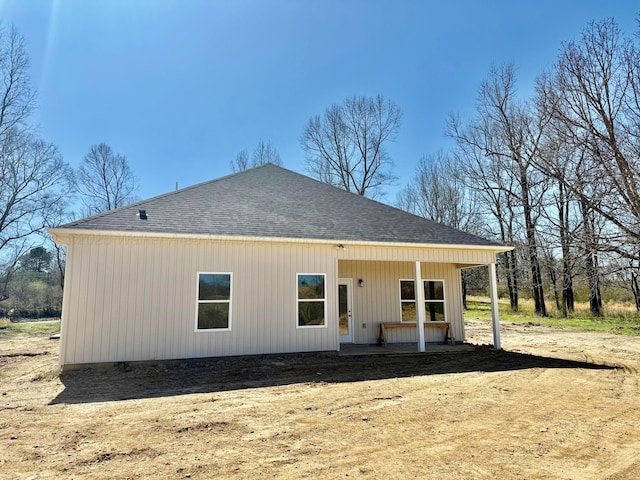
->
[557, 181, 574, 317]
[580, 198, 602, 316]
[0, 275, 10, 302]
[461, 270, 468, 310]
[0, 256, 20, 302]
[529, 243, 547, 316]
[585, 252, 603, 316]
[562, 262, 574, 316]
[547, 262, 561, 311]
[520, 166, 547, 316]
[54, 244, 65, 292]
[497, 211, 518, 312]
[631, 272, 640, 312]
[503, 249, 519, 311]
[510, 252, 519, 311]
[592, 250, 603, 313]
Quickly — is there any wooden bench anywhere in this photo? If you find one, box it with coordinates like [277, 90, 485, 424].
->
[377, 322, 453, 346]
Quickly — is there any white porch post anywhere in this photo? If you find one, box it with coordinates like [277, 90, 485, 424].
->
[488, 263, 502, 350]
[414, 261, 426, 352]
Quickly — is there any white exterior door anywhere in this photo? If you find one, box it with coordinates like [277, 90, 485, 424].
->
[338, 278, 353, 343]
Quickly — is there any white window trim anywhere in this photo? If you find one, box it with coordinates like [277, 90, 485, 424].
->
[296, 273, 327, 329]
[195, 271, 233, 332]
[399, 278, 447, 323]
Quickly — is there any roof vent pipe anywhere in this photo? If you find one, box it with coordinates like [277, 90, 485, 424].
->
[138, 210, 147, 220]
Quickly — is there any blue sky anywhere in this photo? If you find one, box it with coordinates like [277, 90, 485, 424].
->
[1, 0, 638, 203]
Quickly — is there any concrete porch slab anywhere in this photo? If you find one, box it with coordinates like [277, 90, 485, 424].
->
[338, 343, 476, 356]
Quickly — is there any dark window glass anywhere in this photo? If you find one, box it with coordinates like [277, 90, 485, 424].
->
[298, 301, 325, 326]
[400, 280, 415, 300]
[197, 273, 231, 330]
[198, 303, 230, 329]
[298, 275, 325, 299]
[199, 274, 231, 301]
[424, 281, 444, 301]
[426, 302, 445, 322]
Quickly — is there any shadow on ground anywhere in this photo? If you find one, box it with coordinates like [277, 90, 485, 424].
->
[51, 348, 617, 405]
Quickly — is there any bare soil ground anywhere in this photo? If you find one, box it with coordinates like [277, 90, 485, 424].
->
[1, 321, 639, 480]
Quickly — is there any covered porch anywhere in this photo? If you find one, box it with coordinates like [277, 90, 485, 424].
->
[334, 244, 505, 353]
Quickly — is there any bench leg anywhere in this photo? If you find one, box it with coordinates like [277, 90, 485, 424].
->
[377, 325, 386, 347]
[443, 325, 454, 345]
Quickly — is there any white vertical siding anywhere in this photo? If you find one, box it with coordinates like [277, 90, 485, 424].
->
[338, 244, 495, 265]
[61, 236, 338, 366]
[59, 234, 493, 366]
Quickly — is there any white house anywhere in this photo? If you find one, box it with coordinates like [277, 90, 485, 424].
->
[49, 164, 510, 369]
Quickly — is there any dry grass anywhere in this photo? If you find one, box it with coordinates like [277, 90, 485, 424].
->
[0, 318, 60, 337]
[466, 296, 640, 335]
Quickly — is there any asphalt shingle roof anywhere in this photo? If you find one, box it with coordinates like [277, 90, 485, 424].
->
[59, 164, 502, 247]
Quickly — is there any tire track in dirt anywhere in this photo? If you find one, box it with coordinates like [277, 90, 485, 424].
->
[0, 351, 49, 358]
[599, 444, 640, 480]
[3, 325, 640, 479]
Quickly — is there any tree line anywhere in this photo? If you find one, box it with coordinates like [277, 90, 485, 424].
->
[0, 25, 138, 317]
[3, 17, 639, 319]
[441, 17, 640, 316]
[301, 18, 640, 316]
[0, 23, 283, 318]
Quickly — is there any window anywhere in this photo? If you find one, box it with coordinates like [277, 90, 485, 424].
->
[196, 273, 232, 330]
[424, 280, 445, 322]
[297, 274, 326, 327]
[399, 279, 446, 322]
[400, 280, 417, 322]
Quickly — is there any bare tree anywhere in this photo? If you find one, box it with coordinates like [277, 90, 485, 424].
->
[230, 149, 250, 172]
[397, 151, 484, 307]
[76, 143, 138, 214]
[0, 133, 71, 301]
[585, 213, 605, 314]
[448, 64, 549, 316]
[537, 18, 640, 261]
[230, 140, 282, 173]
[41, 205, 71, 292]
[0, 26, 36, 139]
[252, 139, 281, 166]
[301, 94, 401, 198]
[534, 18, 640, 315]
[397, 151, 482, 232]
[554, 174, 576, 316]
[1, 132, 71, 256]
[535, 136, 580, 317]
[447, 116, 522, 311]
[0, 242, 23, 302]
[0, 25, 72, 301]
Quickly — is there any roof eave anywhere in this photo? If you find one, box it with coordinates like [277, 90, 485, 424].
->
[47, 227, 513, 252]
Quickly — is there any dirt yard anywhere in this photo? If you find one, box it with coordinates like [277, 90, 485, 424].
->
[1, 320, 639, 480]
